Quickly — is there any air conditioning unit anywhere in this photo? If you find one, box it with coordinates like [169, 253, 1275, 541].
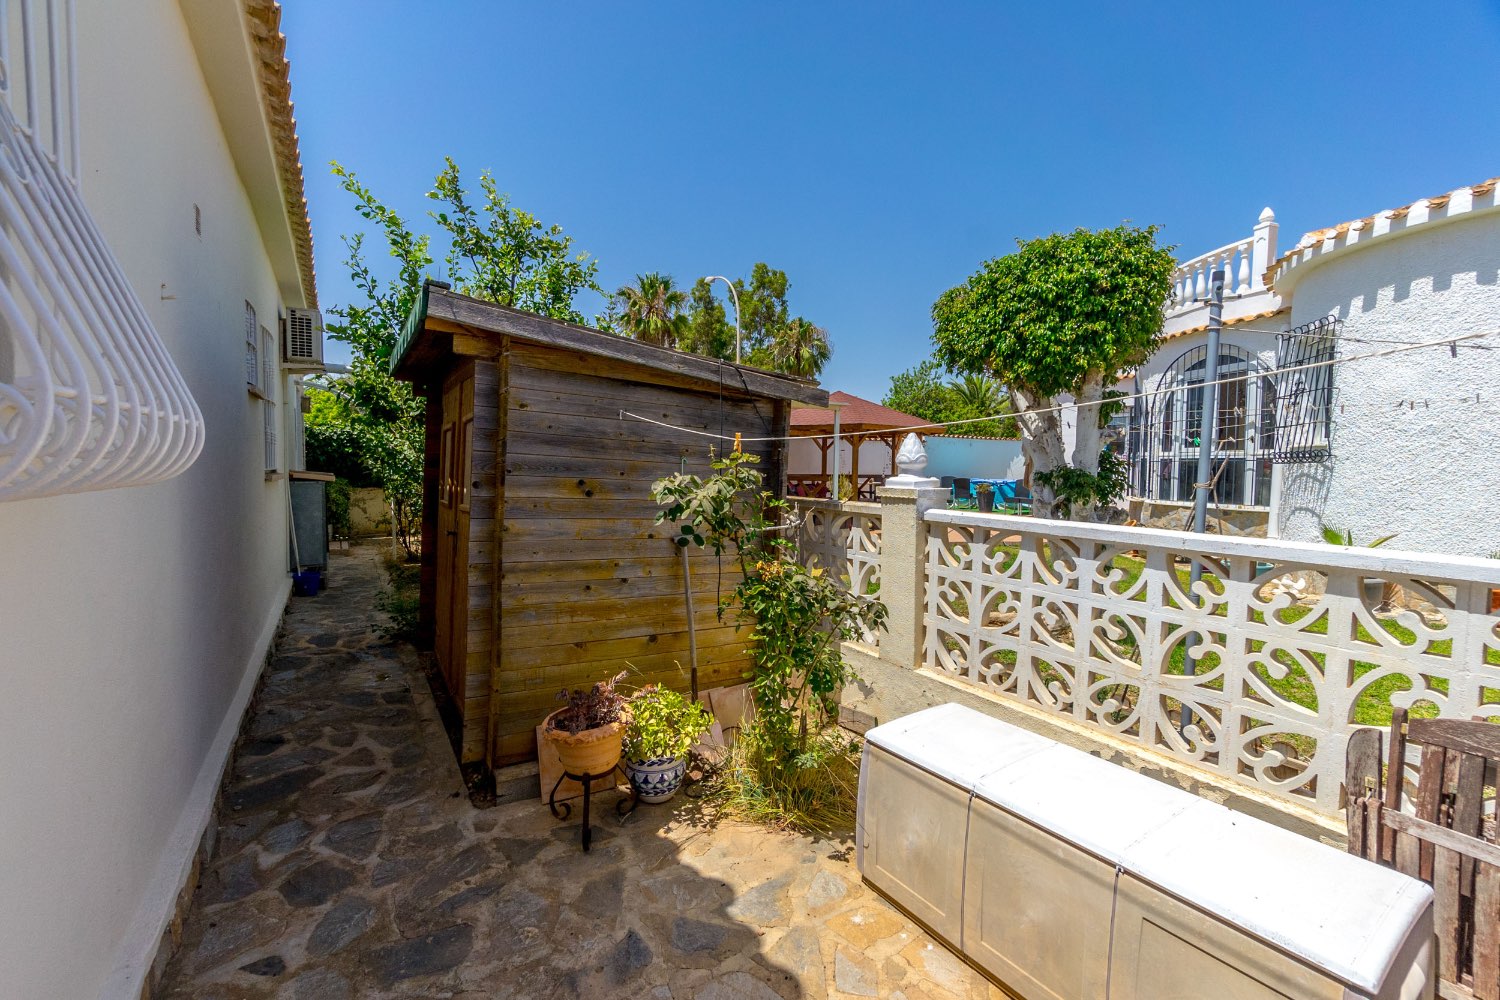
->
[283, 308, 325, 370]
[858, 704, 1435, 1000]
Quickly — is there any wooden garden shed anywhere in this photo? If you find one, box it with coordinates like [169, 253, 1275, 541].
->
[391, 281, 828, 769]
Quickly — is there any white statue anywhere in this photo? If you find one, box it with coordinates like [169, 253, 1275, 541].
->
[886, 433, 940, 489]
[895, 433, 928, 476]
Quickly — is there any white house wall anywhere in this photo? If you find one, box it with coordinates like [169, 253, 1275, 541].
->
[787, 436, 898, 478]
[0, 2, 300, 997]
[1277, 210, 1500, 556]
[925, 437, 1025, 482]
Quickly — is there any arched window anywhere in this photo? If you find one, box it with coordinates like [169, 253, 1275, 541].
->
[1128, 343, 1275, 508]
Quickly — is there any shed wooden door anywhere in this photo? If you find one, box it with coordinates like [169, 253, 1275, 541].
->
[434, 366, 474, 706]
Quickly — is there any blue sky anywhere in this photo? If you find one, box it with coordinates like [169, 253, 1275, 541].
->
[282, 2, 1500, 400]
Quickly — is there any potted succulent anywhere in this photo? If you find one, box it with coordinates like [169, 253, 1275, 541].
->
[622, 685, 714, 803]
[541, 672, 627, 777]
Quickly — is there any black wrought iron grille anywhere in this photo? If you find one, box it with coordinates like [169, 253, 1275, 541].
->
[1270, 316, 1340, 463]
[1127, 343, 1277, 507]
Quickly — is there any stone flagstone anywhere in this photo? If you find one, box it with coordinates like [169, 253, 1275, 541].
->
[155, 543, 996, 1000]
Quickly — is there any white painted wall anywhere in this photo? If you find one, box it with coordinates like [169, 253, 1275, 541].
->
[925, 437, 1025, 481]
[1277, 208, 1500, 556]
[0, 3, 303, 997]
[787, 436, 898, 478]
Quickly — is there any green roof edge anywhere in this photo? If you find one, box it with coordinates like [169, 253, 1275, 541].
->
[389, 279, 448, 376]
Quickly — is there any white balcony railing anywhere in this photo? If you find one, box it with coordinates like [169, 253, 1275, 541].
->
[1166, 207, 1279, 317]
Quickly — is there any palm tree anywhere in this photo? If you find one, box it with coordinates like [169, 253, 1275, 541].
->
[950, 373, 1005, 415]
[770, 317, 831, 378]
[614, 273, 688, 349]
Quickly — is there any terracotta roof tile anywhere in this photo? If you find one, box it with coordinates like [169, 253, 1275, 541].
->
[244, 0, 316, 308]
[790, 391, 945, 434]
[1263, 175, 1500, 290]
[1159, 308, 1286, 343]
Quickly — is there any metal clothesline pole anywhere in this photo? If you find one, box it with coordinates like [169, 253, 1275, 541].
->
[1181, 268, 1225, 737]
[703, 275, 741, 365]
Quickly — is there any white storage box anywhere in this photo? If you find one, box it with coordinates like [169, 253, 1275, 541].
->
[857, 704, 1434, 1000]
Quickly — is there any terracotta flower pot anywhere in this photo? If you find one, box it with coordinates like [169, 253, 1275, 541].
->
[542, 708, 624, 777]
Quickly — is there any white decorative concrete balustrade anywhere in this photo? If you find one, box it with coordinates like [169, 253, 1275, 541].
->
[1166, 208, 1279, 318]
[791, 498, 883, 646]
[920, 509, 1500, 816]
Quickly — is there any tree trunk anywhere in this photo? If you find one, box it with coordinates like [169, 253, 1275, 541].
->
[1068, 371, 1106, 520]
[1010, 385, 1066, 515]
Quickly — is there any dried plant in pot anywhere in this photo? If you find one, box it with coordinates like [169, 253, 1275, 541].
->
[622, 685, 714, 803]
[541, 672, 627, 777]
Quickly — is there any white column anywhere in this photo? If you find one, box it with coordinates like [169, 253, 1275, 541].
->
[1252, 207, 1278, 290]
[876, 483, 949, 670]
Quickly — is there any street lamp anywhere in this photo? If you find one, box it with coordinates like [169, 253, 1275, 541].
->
[702, 275, 741, 364]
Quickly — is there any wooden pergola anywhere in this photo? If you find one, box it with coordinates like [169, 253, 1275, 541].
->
[788, 392, 944, 500]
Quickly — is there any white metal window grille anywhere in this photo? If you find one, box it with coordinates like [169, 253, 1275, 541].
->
[259, 325, 275, 395]
[262, 399, 276, 473]
[245, 302, 259, 387]
[0, 0, 205, 501]
[290, 381, 305, 470]
[1128, 343, 1275, 508]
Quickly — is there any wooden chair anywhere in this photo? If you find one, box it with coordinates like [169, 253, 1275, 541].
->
[1346, 708, 1500, 998]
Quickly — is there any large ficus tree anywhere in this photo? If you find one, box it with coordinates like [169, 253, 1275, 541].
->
[932, 224, 1176, 519]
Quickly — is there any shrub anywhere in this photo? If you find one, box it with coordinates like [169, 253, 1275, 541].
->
[623, 685, 713, 761]
[705, 720, 862, 835]
[547, 671, 627, 734]
[326, 478, 352, 540]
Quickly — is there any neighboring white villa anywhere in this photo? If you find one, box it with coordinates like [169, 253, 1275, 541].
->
[0, 2, 320, 998]
[1124, 177, 1500, 556]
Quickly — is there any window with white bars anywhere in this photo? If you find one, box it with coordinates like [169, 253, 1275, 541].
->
[260, 325, 276, 393]
[245, 301, 259, 387]
[263, 400, 277, 474]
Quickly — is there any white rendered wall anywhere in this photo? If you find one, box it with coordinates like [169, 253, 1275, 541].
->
[1277, 210, 1500, 556]
[0, 3, 297, 998]
[925, 437, 1025, 481]
[787, 436, 899, 477]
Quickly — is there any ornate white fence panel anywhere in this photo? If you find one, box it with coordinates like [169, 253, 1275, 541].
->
[923, 509, 1500, 816]
[792, 498, 882, 646]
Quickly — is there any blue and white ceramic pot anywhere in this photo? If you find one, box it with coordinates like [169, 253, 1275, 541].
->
[624, 756, 687, 803]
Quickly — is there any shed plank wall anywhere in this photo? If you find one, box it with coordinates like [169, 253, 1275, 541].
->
[461, 358, 499, 762]
[492, 343, 785, 765]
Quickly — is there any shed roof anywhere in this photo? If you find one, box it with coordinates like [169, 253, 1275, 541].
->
[789, 391, 945, 435]
[391, 282, 829, 406]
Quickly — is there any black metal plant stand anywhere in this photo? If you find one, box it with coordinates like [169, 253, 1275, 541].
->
[548, 763, 637, 852]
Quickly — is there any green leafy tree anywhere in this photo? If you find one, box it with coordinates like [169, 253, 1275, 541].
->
[428, 157, 598, 321]
[680, 278, 735, 360]
[882, 361, 1018, 437]
[615, 272, 689, 348]
[738, 262, 790, 360]
[320, 160, 599, 554]
[883, 360, 954, 424]
[932, 224, 1175, 518]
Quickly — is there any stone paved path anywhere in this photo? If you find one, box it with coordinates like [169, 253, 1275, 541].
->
[158, 543, 998, 1000]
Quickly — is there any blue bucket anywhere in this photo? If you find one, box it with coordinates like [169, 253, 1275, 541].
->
[292, 569, 322, 596]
